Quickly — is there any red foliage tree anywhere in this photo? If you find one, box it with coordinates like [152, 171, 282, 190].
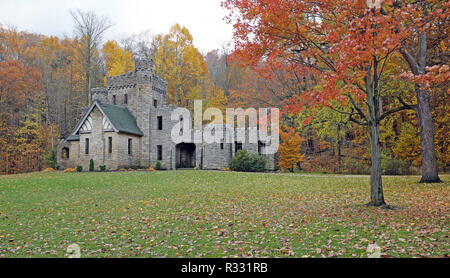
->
[223, 0, 448, 206]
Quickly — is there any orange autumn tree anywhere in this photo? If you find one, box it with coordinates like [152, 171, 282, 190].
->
[0, 60, 42, 173]
[222, 0, 449, 206]
[279, 128, 305, 172]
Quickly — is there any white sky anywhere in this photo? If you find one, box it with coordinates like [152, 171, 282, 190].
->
[0, 0, 234, 53]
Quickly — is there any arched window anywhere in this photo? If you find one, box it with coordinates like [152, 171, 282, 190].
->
[62, 147, 70, 159]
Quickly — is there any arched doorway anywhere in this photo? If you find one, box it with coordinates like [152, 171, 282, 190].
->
[176, 143, 196, 168]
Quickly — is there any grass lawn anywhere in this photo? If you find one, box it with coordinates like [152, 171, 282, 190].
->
[0, 170, 448, 258]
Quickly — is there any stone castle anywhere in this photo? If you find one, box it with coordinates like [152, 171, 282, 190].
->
[57, 58, 277, 171]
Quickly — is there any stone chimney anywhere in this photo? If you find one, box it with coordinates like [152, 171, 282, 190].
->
[91, 87, 108, 104]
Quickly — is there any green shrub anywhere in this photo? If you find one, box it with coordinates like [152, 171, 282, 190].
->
[43, 148, 57, 169]
[230, 150, 266, 172]
[248, 153, 266, 172]
[230, 150, 250, 171]
[155, 161, 162, 170]
[76, 165, 83, 172]
[381, 152, 412, 175]
[55, 165, 60, 170]
[99, 165, 106, 172]
[89, 159, 94, 172]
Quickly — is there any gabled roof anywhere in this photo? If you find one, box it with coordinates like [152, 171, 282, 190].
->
[67, 101, 143, 141]
[98, 103, 143, 136]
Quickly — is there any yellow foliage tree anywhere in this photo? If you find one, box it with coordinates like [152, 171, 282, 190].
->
[392, 121, 422, 167]
[153, 24, 227, 109]
[102, 40, 135, 78]
[279, 127, 305, 172]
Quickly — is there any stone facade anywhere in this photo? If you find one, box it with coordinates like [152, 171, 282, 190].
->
[57, 58, 278, 171]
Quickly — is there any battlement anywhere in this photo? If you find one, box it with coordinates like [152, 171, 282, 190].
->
[152, 74, 168, 94]
[105, 58, 167, 95]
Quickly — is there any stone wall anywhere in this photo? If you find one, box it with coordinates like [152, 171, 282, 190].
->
[202, 142, 232, 169]
[57, 140, 79, 169]
[149, 105, 179, 169]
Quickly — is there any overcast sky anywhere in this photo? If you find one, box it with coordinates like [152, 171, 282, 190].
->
[0, 0, 234, 53]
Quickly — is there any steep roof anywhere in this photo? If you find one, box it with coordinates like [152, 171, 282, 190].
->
[67, 101, 143, 141]
[67, 134, 80, 141]
[98, 103, 143, 136]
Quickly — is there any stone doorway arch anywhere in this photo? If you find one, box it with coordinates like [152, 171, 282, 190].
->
[176, 143, 196, 169]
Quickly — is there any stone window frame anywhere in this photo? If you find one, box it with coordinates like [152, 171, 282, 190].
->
[108, 137, 113, 155]
[235, 142, 243, 153]
[157, 145, 163, 161]
[62, 147, 70, 159]
[85, 138, 90, 155]
[128, 138, 132, 155]
[258, 141, 266, 155]
[157, 116, 163, 130]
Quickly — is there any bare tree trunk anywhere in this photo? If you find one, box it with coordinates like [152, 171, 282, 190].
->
[337, 124, 342, 171]
[5, 127, 9, 174]
[366, 63, 386, 207]
[400, 31, 441, 183]
[416, 86, 440, 182]
[368, 120, 385, 206]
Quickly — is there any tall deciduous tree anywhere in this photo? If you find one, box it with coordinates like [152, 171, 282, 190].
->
[102, 40, 135, 78]
[153, 24, 227, 109]
[70, 9, 113, 104]
[397, 0, 448, 182]
[0, 60, 42, 173]
[223, 0, 427, 206]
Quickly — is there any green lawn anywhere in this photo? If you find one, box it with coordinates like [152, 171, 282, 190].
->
[0, 170, 448, 258]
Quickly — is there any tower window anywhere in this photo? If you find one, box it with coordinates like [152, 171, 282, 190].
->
[157, 116, 163, 130]
[153, 99, 157, 107]
[157, 145, 162, 160]
[124, 94, 128, 104]
[108, 137, 112, 154]
[85, 138, 90, 154]
[220, 143, 224, 150]
[112, 95, 116, 105]
[128, 138, 132, 155]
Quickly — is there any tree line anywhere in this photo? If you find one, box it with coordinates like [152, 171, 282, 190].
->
[0, 2, 448, 207]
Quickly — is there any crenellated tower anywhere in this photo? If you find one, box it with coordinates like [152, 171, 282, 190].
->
[91, 58, 168, 166]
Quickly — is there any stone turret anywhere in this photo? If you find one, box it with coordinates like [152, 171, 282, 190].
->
[91, 87, 107, 104]
[135, 58, 154, 73]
